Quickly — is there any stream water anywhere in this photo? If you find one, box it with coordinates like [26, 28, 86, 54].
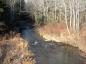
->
[20, 25, 86, 64]
[1, 0, 86, 63]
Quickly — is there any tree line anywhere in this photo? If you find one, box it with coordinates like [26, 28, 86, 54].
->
[0, 0, 86, 33]
[25, 0, 86, 33]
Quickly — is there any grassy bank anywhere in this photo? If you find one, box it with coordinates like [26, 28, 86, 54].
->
[36, 22, 86, 54]
[0, 33, 35, 64]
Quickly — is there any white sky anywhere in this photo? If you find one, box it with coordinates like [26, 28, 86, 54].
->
[24, 0, 28, 3]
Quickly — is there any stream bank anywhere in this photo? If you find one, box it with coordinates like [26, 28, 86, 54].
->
[21, 27, 86, 64]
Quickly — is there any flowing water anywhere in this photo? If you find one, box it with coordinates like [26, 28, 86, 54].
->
[20, 26, 86, 64]
[1, 0, 86, 63]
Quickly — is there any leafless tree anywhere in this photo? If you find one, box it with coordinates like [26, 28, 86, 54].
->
[24, 0, 86, 32]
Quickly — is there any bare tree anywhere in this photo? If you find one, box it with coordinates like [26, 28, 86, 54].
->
[24, 0, 86, 33]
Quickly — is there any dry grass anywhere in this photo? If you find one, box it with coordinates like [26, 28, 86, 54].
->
[37, 22, 86, 54]
[0, 33, 35, 64]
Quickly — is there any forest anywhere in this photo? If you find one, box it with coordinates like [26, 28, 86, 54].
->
[0, 0, 86, 64]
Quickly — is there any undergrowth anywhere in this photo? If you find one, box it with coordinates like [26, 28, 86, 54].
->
[0, 33, 35, 64]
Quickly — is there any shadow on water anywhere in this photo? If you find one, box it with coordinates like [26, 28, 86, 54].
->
[20, 27, 86, 64]
[1, 8, 86, 63]
[16, 14, 86, 64]
[0, 0, 86, 63]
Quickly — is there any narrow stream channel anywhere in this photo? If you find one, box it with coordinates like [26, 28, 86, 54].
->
[18, 21, 86, 64]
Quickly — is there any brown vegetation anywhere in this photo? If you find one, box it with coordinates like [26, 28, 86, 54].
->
[37, 22, 86, 54]
[0, 33, 35, 64]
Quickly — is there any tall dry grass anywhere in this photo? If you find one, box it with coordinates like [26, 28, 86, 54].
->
[37, 22, 86, 54]
[0, 33, 35, 64]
